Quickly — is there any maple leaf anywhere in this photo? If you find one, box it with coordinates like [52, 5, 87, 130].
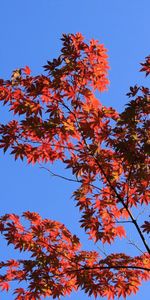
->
[0, 282, 10, 292]
[141, 221, 150, 234]
[140, 55, 150, 76]
[23, 66, 31, 75]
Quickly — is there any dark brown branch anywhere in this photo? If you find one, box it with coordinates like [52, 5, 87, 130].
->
[92, 156, 150, 254]
[70, 264, 150, 273]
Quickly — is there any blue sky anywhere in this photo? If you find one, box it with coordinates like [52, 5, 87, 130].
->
[0, 0, 149, 299]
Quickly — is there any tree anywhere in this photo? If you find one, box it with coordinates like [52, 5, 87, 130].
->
[0, 33, 149, 300]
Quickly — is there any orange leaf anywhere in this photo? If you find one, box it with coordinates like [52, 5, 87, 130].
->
[115, 226, 126, 238]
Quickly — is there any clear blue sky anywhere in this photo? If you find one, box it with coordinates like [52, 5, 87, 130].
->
[0, 1, 149, 299]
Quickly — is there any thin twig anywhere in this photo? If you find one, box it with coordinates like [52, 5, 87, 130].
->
[126, 236, 145, 254]
[39, 165, 81, 183]
[39, 164, 114, 196]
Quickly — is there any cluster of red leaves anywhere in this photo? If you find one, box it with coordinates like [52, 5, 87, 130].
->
[0, 212, 80, 299]
[0, 212, 149, 300]
[0, 33, 149, 299]
[140, 55, 150, 76]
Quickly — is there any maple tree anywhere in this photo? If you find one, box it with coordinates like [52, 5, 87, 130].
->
[0, 33, 150, 300]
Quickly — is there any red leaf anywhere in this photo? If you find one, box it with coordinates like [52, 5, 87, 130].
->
[23, 66, 31, 75]
[0, 282, 10, 291]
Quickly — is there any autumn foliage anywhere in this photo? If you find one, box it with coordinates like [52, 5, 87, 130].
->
[0, 33, 149, 299]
